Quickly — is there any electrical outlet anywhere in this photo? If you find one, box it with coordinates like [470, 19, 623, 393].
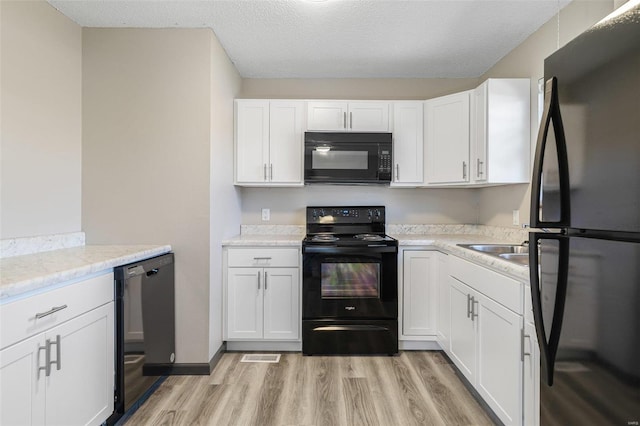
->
[512, 210, 520, 226]
[261, 208, 270, 221]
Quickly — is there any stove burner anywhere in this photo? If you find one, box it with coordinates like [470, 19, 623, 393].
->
[311, 233, 339, 242]
[354, 233, 385, 242]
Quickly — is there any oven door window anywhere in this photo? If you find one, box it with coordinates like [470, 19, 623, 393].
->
[321, 262, 380, 299]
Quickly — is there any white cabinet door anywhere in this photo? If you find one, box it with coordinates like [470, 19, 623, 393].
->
[392, 102, 423, 185]
[263, 268, 299, 340]
[436, 253, 450, 352]
[307, 101, 348, 131]
[235, 101, 269, 183]
[472, 83, 488, 183]
[523, 321, 539, 426]
[402, 251, 436, 336]
[348, 102, 389, 131]
[472, 79, 530, 184]
[307, 101, 389, 131]
[476, 293, 522, 426]
[45, 303, 114, 426]
[227, 268, 263, 339]
[425, 91, 470, 184]
[269, 101, 304, 184]
[448, 277, 476, 384]
[0, 335, 45, 426]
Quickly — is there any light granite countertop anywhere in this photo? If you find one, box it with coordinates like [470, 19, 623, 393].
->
[222, 234, 304, 246]
[390, 233, 529, 282]
[222, 230, 529, 283]
[0, 244, 172, 302]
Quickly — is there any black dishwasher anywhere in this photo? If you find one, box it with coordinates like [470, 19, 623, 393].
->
[108, 253, 175, 425]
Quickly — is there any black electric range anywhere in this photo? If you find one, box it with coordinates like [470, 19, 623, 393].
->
[301, 206, 398, 355]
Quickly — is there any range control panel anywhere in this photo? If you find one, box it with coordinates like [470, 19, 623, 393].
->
[307, 206, 385, 224]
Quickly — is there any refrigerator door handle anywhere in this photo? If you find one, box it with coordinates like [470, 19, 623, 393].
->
[529, 232, 570, 386]
[530, 77, 571, 228]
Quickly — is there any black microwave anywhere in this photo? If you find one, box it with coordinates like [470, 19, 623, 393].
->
[304, 132, 392, 184]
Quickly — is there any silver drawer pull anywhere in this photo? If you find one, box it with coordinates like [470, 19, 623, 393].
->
[253, 257, 272, 260]
[35, 305, 68, 319]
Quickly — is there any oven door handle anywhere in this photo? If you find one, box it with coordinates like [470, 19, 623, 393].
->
[303, 245, 398, 254]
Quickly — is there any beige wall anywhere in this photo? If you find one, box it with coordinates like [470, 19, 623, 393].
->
[478, 0, 615, 227]
[208, 33, 242, 359]
[239, 78, 480, 225]
[82, 28, 218, 364]
[241, 186, 479, 225]
[240, 78, 479, 100]
[0, 1, 82, 239]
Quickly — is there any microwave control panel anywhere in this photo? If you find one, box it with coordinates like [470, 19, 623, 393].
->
[379, 149, 392, 178]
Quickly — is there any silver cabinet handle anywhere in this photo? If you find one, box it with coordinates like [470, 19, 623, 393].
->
[253, 257, 272, 260]
[49, 335, 61, 372]
[471, 297, 479, 321]
[263, 164, 267, 181]
[395, 164, 399, 181]
[264, 271, 268, 290]
[466, 294, 471, 318]
[257, 271, 261, 290]
[35, 304, 68, 320]
[343, 112, 347, 129]
[350, 112, 353, 129]
[269, 164, 273, 181]
[477, 158, 484, 177]
[38, 343, 48, 378]
[462, 161, 468, 180]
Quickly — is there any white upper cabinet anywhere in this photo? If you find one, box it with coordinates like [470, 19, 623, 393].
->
[307, 101, 389, 132]
[471, 79, 530, 184]
[425, 91, 471, 184]
[235, 100, 304, 186]
[391, 102, 424, 185]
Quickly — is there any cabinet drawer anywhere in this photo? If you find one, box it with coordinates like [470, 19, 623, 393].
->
[227, 248, 300, 268]
[449, 256, 522, 314]
[0, 272, 114, 350]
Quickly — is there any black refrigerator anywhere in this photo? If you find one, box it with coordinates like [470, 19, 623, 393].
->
[529, 2, 640, 425]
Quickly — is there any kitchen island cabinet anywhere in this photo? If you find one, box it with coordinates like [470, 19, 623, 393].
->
[0, 272, 114, 426]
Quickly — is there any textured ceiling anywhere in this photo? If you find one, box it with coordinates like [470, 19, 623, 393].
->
[48, 0, 571, 78]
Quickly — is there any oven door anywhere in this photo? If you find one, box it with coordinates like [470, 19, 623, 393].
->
[302, 245, 398, 319]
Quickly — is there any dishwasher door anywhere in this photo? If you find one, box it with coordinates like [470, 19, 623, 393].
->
[113, 252, 175, 418]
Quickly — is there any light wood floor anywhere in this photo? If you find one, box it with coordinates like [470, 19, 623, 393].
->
[125, 351, 495, 426]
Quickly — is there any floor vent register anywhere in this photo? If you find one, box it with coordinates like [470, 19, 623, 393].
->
[240, 354, 281, 363]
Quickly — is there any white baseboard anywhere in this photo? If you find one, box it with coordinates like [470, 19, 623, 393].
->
[399, 340, 442, 350]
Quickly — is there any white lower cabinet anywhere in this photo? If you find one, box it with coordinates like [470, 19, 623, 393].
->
[0, 272, 114, 426]
[448, 277, 477, 383]
[402, 250, 437, 336]
[435, 253, 450, 351]
[476, 291, 522, 425]
[447, 256, 532, 426]
[225, 248, 300, 341]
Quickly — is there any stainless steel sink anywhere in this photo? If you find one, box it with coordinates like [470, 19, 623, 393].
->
[457, 243, 531, 267]
[460, 244, 529, 255]
[498, 253, 530, 266]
